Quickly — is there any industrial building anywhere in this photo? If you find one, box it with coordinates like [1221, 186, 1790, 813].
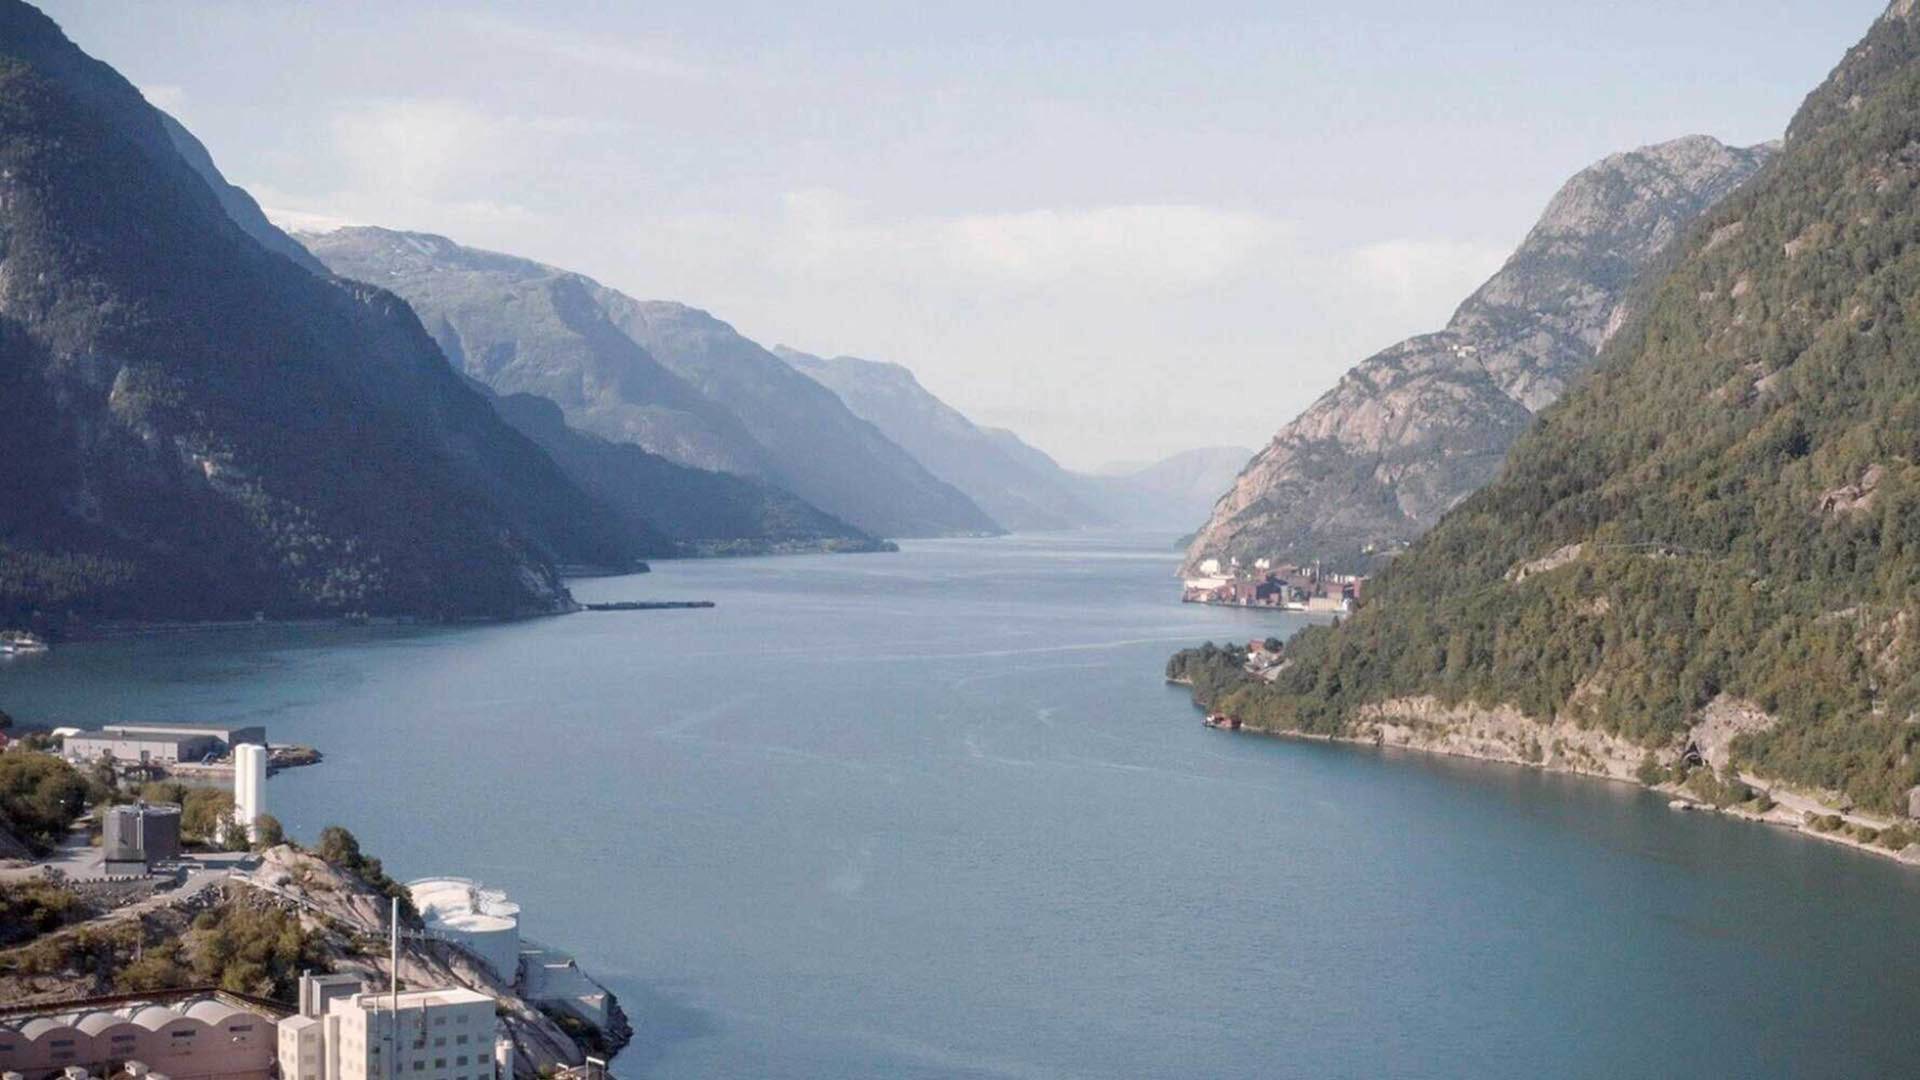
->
[0, 990, 286, 1080]
[101, 803, 183, 874]
[516, 945, 611, 1029]
[276, 974, 506, 1080]
[63, 724, 266, 768]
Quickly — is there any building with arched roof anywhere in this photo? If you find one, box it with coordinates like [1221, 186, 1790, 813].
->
[0, 990, 284, 1080]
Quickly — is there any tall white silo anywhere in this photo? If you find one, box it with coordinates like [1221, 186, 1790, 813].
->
[233, 742, 267, 841]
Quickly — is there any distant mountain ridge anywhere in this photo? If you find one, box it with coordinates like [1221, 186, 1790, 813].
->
[483, 390, 891, 556]
[769, 344, 1251, 535]
[1182, 135, 1776, 574]
[0, 0, 657, 622]
[773, 347, 1108, 532]
[302, 227, 1003, 540]
[295, 228, 771, 477]
[1084, 446, 1257, 532]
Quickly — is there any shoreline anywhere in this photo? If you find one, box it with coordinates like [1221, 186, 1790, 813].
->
[12, 543, 908, 645]
[1175, 681, 1920, 871]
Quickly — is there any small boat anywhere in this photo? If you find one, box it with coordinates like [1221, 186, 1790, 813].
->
[1203, 714, 1243, 731]
[0, 630, 49, 654]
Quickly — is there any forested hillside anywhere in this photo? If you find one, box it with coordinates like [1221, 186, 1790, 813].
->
[1171, 2, 1920, 814]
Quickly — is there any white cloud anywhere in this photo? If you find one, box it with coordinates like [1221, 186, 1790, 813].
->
[457, 14, 712, 82]
[717, 193, 1293, 296]
[138, 82, 186, 112]
[327, 98, 501, 203]
[248, 99, 619, 239]
[1346, 238, 1509, 304]
[603, 194, 1315, 466]
[260, 204, 360, 235]
[939, 205, 1292, 288]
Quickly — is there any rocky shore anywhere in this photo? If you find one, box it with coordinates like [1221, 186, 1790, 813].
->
[1180, 685, 1920, 870]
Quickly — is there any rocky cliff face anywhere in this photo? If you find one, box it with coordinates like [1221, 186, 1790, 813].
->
[774, 347, 1107, 532]
[1182, 135, 1775, 574]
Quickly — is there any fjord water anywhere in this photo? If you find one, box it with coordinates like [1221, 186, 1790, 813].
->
[5, 534, 1920, 1078]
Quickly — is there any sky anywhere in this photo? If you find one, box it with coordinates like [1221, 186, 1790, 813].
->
[39, 0, 1889, 469]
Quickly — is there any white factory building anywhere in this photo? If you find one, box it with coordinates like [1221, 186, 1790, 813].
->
[277, 974, 508, 1080]
[63, 722, 266, 767]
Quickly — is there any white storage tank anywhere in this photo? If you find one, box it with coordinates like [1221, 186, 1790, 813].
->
[233, 742, 267, 842]
[407, 877, 522, 979]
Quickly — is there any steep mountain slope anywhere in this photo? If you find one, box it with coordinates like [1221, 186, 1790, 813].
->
[303, 228, 1003, 539]
[156, 110, 328, 276]
[1170, 1, 1920, 814]
[0, 1, 648, 622]
[486, 391, 891, 555]
[773, 347, 1107, 531]
[599, 300, 1003, 538]
[300, 228, 770, 476]
[1184, 135, 1775, 574]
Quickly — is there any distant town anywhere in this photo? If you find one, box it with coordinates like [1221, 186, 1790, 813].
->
[1180, 557, 1366, 613]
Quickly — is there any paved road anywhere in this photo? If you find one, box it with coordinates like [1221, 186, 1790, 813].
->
[0, 817, 251, 931]
[0, 823, 101, 883]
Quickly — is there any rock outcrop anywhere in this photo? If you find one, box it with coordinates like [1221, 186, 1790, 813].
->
[249, 847, 627, 1080]
[1182, 135, 1775, 574]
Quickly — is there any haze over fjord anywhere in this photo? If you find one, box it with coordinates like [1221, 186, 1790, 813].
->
[39, 0, 1884, 468]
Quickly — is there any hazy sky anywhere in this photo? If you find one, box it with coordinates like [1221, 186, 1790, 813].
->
[40, 1, 1886, 468]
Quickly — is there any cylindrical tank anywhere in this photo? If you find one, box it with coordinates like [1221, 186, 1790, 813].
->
[103, 802, 183, 864]
[102, 804, 143, 862]
[408, 877, 523, 979]
[136, 802, 182, 861]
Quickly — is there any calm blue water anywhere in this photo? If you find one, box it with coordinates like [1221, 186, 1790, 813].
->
[4, 533, 1920, 1079]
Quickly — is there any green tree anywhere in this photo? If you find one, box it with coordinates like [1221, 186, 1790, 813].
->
[137, 780, 189, 805]
[0, 752, 91, 853]
[179, 788, 235, 844]
[315, 825, 419, 925]
[116, 948, 190, 992]
[219, 815, 250, 853]
[251, 813, 285, 850]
